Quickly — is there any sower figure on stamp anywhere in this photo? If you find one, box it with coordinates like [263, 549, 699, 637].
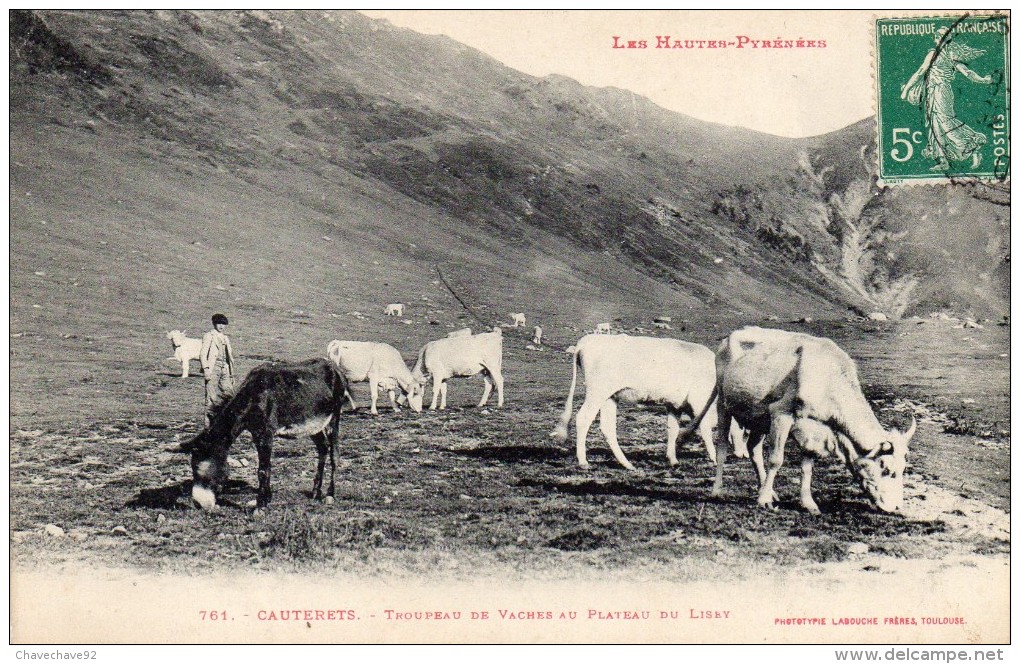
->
[901, 27, 992, 171]
[201, 313, 235, 427]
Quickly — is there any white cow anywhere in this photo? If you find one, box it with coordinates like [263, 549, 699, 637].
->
[385, 303, 404, 317]
[411, 330, 504, 410]
[447, 327, 472, 338]
[326, 340, 423, 415]
[166, 330, 202, 378]
[708, 326, 915, 513]
[532, 325, 543, 345]
[594, 323, 612, 334]
[550, 334, 721, 470]
[511, 312, 526, 327]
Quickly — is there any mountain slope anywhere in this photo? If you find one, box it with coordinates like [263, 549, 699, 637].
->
[10, 7, 1009, 351]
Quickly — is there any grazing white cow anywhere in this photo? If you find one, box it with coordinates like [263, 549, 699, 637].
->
[166, 330, 202, 378]
[511, 312, 526, 327]
[326, 340, 423, 415]
[550, 334, 721, 470]
[709, 326, 915, 513]
[594, 323, 612, 334]
[532, 325, 543, 345]
[385, 303, 404, 317]
[447, 327, 472, 338]
[412, 330, 504, 410]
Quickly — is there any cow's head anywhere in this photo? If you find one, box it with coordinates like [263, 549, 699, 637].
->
[188, 430, 228, 510]
[397, 381, 425, 412]
[851, 418, 915, 513]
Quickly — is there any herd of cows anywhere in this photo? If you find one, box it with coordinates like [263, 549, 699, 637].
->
[175, 318, 916, 520]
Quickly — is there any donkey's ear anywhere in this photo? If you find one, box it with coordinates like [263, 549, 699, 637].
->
[176, 431, 204, 453]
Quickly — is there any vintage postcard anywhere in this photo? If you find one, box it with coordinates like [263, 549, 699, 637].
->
[8, 9, 1011, 652]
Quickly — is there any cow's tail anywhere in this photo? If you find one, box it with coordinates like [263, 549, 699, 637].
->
[550, 345, 582, 442]
[675, 383, 719, 442]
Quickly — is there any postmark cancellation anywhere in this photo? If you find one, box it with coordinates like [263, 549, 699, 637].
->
[875, 14, 1009, 186]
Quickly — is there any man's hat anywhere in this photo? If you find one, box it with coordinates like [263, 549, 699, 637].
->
[212, 313, 229, 326]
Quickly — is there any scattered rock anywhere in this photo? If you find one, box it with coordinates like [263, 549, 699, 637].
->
[963, 320, 983, 329]
[68, 530, 88, 542]
[156, 514, 166, 524]
[459, 494, 474, 501]
[867, 312, 888, 321]
[111, 526, 128, 536]
[227, 456, 243, 469]
[239, 458, 249, 467]
[799, 317, 813, 324]
[847, 542, 869, 556]
[713, 257, 724, 264]
[34, 271, 46, 277]
[44, 524, 65, 538]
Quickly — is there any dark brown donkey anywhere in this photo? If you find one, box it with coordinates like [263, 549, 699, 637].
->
[184, 357, 349, 511]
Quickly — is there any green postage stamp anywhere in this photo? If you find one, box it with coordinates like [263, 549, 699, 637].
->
[875, 14, 1010, 186]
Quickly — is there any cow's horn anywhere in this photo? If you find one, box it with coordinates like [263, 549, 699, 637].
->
[901, 416, 917, 442]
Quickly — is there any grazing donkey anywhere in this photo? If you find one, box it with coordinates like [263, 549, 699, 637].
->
[184, 357, 348, 511]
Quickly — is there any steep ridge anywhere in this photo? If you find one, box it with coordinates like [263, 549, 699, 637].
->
[10, 8, 1009, 340]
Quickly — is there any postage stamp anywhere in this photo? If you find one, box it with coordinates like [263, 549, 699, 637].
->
[875, 14, 1010, 186]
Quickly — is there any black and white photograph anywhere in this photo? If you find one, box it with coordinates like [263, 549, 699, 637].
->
[8, 9, 1011, 649]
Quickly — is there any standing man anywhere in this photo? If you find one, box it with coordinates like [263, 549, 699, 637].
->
[201, 313, 234, 427]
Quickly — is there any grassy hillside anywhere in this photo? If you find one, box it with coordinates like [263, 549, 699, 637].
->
[9, 10, 1009, 429]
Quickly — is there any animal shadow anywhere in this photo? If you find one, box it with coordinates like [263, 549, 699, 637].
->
[517, 476, 684, 502]
[453, 444, 564, 464]
[126, 479, 250, 510]
[126, 480, 193, 510]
